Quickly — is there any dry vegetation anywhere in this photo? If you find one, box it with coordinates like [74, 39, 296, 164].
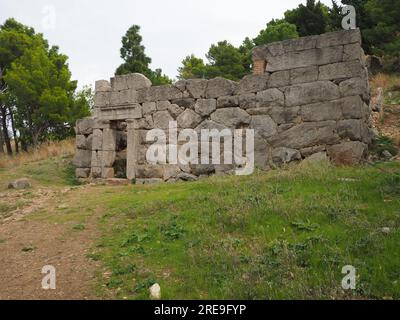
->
[0, 139, 75, 169]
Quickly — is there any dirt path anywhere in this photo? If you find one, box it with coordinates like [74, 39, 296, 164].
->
[0, 187, 101, 300]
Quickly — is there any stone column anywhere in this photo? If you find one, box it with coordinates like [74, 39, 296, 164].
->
[126, 119, 139, 180]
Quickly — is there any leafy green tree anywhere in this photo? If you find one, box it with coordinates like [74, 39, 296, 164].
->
[204, 41, 248, 81]
[177, 55, 206, 79]
[238, 37, 255, 75]
[115, 25, 171, 85]
[284, 0, 330, 36]
[327, 0, 344, 32]
[254, 19, 299, 46]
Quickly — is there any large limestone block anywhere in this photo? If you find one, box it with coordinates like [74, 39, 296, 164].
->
[210, 108, 251, 128]
[99, 104, 142, 121]
[257, 88, 284, 107]
[195, 99, 217, 116]
[319, 60, 364, 81]
[101, 151, 116, 167]
[316, 29, 361, 48]
[142, 102, 156, 115]
[268, 71, 290, 88]
[102, 128, 117, 151]
[250, 115, 277, 139]
[339, 77, 369, 101]
[284, 81, 340, 107]
[168, 104, 184, 118]
[94, 91, 110, 108]
[153, 110, 174, 129]
[270, 107, 300, 124]
[138, 85, 183, 102]
[235, 74, 269, 94]
[157, 100, 171, 111]
[110, 89, 138, 105]
[266, 46, 343, 72]
[135, 165, 164, 179]
[337, 119, 362, 140]
[206, 77, 237, 98]
[217, 96, 239, 108]
[73, 149, 92, 168]
[76, 135, 88, 150]
[111, 73, 152, 91]
[300, 100, 343, 122]
[290, 66, 318, 85]
[341, 95, 364, 119]
[327, 141, 367, 165]
[343, 43, 364, 62]
[186, 79, 208, 99]
[268, 121, 339, 149]
[76, 168, 90, 179]
[171, 98, 196, 109]
[95, 80, 111, 92]
[91, 129, 102, 151]
[177, 109, 203, 128]
[238, 93, 258, 109]
[76, 118, 94, 135]
[272, 147, 301, 165]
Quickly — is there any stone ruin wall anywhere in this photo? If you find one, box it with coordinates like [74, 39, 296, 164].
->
[73, 29, 373, 183]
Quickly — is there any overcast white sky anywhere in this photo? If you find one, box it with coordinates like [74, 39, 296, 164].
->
[1, 0, 335, 88]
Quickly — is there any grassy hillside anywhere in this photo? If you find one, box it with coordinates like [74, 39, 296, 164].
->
[1, 152, 399, 300]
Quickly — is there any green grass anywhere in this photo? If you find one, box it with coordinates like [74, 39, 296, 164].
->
[91, 161, 400, 300]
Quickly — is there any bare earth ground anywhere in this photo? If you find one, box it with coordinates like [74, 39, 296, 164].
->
[0, 186, 101, 300]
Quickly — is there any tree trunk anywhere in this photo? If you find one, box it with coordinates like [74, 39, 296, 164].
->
[0, 106, 12, 155]
[0, 126, 4, 154]
[8, 107, 19, 154]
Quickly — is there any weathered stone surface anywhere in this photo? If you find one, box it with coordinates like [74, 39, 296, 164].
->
[272, 147, 301, 165]
[195, 99, 217, 116]
[285, 81, 340, 107]
[174, 80, 186, 92]
[319, 60, 364, 81]
[190, 164, 216, 176]
[195, 120, 227, 133]
[176, 172, 198, 181]
[94, 91, 110, 108]
[76, 135, 87, 150]
[76, 118, 94, 135]
[210, 108, 251, 128]
[206, 77, 237, 98]
[135, 165, 164, 179]
[8, 178, 31, 189]
[92, 129, 102, 150]
[316, 29, 361, 48]
[73, 149, 92, 168]
[253, 134, 270, 169]
[102, 167, 115, 179]
[250, 115, 277, 139]
[111, 73, 152, 91]
[138, 85, 182, 102]
[236, 74, 269, 94]
[217, 96, 239, 108]
[327, 141, 367, 165]
[303, 152, 328, 164]
[95, 80, 111, 92]
[266, 46, 343, 72]
[91, 150, 102, 167]
[270, 107, 300, 124]
[168, 104, 184, 118]
[136, 178, 163, 185]
[268, 70, 290, 88]
[300, 145, 326, 157]
[257, 88, 284, 107]
[290, 66, 318, 84]
[110, 89, 137, 105]
[163, 165, 181, 181]
[99, 104, 142, 121]
[339, 77, 369, 101]
[246, 107, 271, 116]
[238, 93, 258, 109]
[343, 43, 364, 62]
[142, 102, 156, 115]
[186, 79, 208, 99]
[177, 109, 203, 128]
[101, 151, 116, 167]
[337, 119, 362, 140]
[157, 100, 171, 111]
[300, 100, 343, 121]
[75, 168, 90, 179]
[268, 121, 339, 149]
[341, 95, 364, 119]
[171, 98, 196, 109]
[102, 128, 117, 151]
[153, 110, 174, 129]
